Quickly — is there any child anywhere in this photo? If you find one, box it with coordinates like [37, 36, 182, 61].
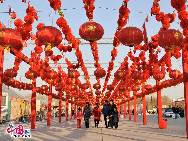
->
[77, 107, 82, 128]
[113, 107, 119, 129]
[93, 104, 101, 128]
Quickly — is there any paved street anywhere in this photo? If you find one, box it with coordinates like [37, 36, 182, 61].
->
[0, 115, 187, 141]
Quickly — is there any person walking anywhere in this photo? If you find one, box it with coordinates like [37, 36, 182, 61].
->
[113, 107, 119, 129]
[93, 104, 101, 128]
[83, 102, 92, 128]
[108, 99, 116, 128]
[76, 107, 82, 128]
[102, 100, 109, 128]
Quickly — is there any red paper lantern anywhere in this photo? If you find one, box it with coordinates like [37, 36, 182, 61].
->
[68, 69, 80, 78]
[55, 85, 62, 91]
[158, 29, 183, 50]
[118, 27, 143, 47]
[114, 70, 125, 80]
[119, 85, 125, 92]
[94, 68, 106, 78]
[4, 69, 17, 78]
[169, 70, 181, 79]
[25, 70, 37, 80]
[36, 26, 62, 46]
[95, 90, 101, 96]
[171, 0, 186, 10]
[93, 83, 101, 90]
[81, 83, 89, 90]
[48, 71, 57, 80]
[153, 72, 165, 80]
[0, 28, 23, 50]
[145, 84, 152, 91]
[79, 21, 104, 41]
[107, 85, 114, 91]
[41, 85, 48, 93]
[132, 71, 140, 80]
[132, 85, 140, 91]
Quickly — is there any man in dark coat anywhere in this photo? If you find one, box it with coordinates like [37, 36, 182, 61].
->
[83, 102, 92, 128]
[108, 99, 116, 128]
[102, 100, 109, 128]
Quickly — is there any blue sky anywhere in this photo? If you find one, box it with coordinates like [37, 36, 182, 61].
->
[0, 0, 184, 100]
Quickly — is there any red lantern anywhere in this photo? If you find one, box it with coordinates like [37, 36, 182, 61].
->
[0, 28, 23, 50]
[36, 26, 62, 46]
[169, 70, 181, 79]
[66, 78, 73, 85]
[68, 69, 80, 78]
[55, 85, 62, 91]
[81, 83, 89, 90]
[145, 84, 152, 91]
[107, 85, 114, 91]
[171, 0, 186, 10]
[94, 68, 106, 78]
[79, 21, 104, 41]
[95, 90, 101, 96]
[132, 71, 140, 80]
[118, 27, 143, 47]
[93, 83, 101, 90]
[132, 85, 140, 91]
[119, 85, 125, 92]
[48, 71, 57, 80]
[4, 69, 17, 78]
[25, 70, 37, 80]
[158, 29, 183, 50]
[114, 70, 125, 80]
[153, 72, 165, 80]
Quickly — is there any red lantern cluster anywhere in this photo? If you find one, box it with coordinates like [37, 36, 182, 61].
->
[79, 21, 104, 41]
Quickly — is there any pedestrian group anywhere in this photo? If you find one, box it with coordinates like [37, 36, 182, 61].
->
[76, 99, 119, 129]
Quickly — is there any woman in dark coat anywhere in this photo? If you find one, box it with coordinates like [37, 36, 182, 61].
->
[108, 99, 116, 128]
[83, 102, 92, 128]
[113, 107, 119, 129]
